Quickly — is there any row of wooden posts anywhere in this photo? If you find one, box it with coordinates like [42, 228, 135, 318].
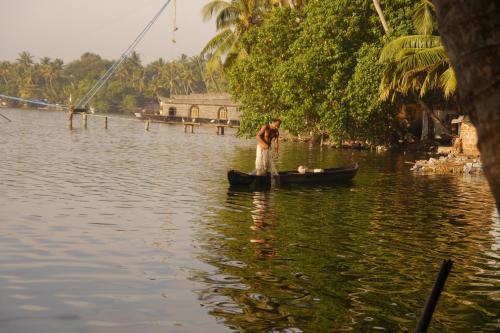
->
[68, 111, 112, 130]
[182, 122, 225, 134]
[68, 108, 228, 135]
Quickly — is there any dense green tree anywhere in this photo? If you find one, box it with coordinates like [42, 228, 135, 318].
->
[229, 7, 303, 134]
[340, 43, 395, 143]
[229, 0, 418, 142]
[266, 0, 307, 9]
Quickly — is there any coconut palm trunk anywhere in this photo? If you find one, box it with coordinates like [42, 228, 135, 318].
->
[433, 0, 500, 209]
[372, 0, 389, 33]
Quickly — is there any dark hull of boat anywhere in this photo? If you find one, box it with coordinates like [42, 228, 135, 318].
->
[227, 163, 359, 187]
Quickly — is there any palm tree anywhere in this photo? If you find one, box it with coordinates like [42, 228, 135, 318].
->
[191, 55, 209, 93]
[379, 0, 456, 100]
[115, 51, 142, 90]
[201, 0, 266, 68]
[0, 61, 11, 86]
[204, 56, 225, 92]
[17, 51, 34, 69]
[50, 58, 64, 101]
[16, 52, 36, 99]
[379, 0, 456, 139]
[127, 51, 144, 92]
[146, 58, 169, 97]
[38, 57, 54, 98]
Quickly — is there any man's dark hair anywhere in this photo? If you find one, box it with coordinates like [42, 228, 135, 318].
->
[272, 118, 282, 124]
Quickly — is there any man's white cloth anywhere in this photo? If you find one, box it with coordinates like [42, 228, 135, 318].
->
[255, 145, 272, 175]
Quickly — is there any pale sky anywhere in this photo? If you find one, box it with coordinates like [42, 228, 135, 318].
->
[0, 0, 216, 65]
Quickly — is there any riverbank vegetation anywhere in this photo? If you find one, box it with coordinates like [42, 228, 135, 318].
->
[0, 0, 459, 146]
[0, 52, 226, 112]
[216, 0, 458, 145]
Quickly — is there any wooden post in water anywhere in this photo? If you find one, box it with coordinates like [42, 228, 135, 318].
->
[82, 113, 88, 129]
[145, 120, 150, 131]
[415, 259, 453, 332]
[104, 116, 108, 129]
[68, 105, 74, 130]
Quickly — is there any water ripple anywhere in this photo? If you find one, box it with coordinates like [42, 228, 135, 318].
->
[0, 109, 498, 332]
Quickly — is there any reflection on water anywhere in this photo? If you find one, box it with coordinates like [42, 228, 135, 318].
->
[197, 171, 500, 332]
[249, 191, 277, 258]
[0, 109, 499, 332]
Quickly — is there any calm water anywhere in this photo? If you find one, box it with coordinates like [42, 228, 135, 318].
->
[0, 108, 498, 333]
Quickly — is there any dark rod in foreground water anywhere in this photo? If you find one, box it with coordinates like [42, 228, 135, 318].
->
[416, 259, 453, 332]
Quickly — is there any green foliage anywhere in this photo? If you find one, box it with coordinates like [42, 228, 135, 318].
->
[379, 0, 456, 100]
[201, 0, 267, 68]
[229, 7, 303, 135]
[0, 52, 226, 112]
[229, 0, 420, 142]
[121, 94, 139, 111]
[341, 43, 395, 143]
[277, 0, 378, 136]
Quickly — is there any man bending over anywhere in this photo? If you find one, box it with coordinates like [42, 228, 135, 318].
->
[255, 118, 281, 175]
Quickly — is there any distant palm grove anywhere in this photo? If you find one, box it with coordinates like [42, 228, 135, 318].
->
[1, 0, 457, 144]
[0, 52, 227, 112]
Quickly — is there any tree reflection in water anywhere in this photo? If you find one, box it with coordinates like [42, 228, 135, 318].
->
[193, 161, 499, 332]
[193, 189, 310, 332]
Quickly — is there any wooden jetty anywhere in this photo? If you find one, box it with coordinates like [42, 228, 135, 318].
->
[67, 107, 239, 135]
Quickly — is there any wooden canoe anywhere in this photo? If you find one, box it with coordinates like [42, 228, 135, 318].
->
[227, 163, 359, 187]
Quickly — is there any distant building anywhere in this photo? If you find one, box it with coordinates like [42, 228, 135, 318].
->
[157, 93, 240, 125]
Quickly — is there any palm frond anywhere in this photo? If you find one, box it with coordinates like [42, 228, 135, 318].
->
[413, 0, 435, 35]
[216, 7, 240, 30]
[420, 61, 443, 96]
[201, 28, 235, 56]
[202, 0, 231, 22]
[439, 66, 457, 98]
[379, 35, 442, 63]
[397, 46, 448, 73]
[379, 62, 400, 100]
[205, 57, 223, 75]
[212, 32, 238, 59]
